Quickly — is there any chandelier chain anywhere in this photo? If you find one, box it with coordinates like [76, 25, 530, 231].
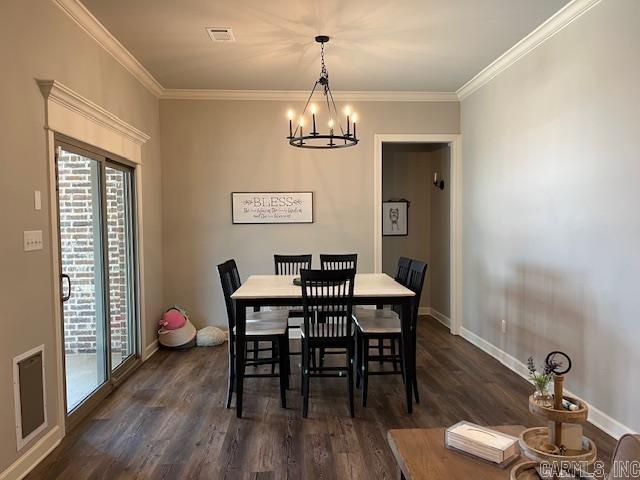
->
[320, 42, 327, 79]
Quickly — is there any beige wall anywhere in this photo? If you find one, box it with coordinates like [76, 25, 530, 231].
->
[461, 0, 639, 432]
[381, 143, 450, 312]
[0, 0, 163, 470]
[160, 100, 459, 328]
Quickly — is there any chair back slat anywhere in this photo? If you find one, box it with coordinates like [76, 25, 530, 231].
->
[320, 253, 358, 271]
[217, 259, 241, 332]
[274, 254, 312, 275]
[395, 256, 412, 286]
[402, 260, 428, 329]
[300, 269, 355, 339]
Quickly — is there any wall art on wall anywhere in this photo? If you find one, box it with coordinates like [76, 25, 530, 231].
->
[382, 200, 409, 236]
[232, 192, 314, 224]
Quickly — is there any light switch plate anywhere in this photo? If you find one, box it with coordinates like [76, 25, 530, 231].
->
[24, 230, 43, 251]
[34, 191, 42, 210]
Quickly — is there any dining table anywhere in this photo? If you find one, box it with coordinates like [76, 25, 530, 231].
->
[230, 273, 416, 418]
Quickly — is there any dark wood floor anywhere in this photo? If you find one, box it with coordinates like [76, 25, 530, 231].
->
[28, 317, 615, 479]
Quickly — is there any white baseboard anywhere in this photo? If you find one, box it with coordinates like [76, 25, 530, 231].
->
[0, 426, 62, 480]
[460, 327, 634, 440]
[143, 340, 159, 361]
[419, 307, 451, 329]
[428, 308, 451, 328]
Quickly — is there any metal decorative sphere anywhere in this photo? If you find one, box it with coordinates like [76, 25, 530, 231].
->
[545, 351, 572, 375]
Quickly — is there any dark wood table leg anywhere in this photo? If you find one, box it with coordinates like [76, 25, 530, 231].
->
[400, 297, 413, 414]
[234, 299, 246, 418]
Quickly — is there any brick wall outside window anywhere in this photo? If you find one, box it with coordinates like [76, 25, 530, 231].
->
[59, 153, 130, 357]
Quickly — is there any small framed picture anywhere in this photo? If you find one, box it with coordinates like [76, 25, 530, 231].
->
[382, 201, 409, 236]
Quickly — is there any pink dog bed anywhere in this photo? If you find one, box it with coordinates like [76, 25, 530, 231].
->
[159, 307, 187, 331]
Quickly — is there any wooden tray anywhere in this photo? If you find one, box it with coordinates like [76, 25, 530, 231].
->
[528, 395, 588, 423]
[510, 461, 540, 480]
[519, 427, 596, 466]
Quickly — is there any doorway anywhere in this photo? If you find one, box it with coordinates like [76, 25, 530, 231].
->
[55, 137, 139, 427]
[373, 134, 461, 335]
[382, 142, 451, 323]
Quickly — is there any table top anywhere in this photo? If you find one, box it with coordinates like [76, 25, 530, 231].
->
[231, 273, 415, 299]
[387, 425, 525, 480]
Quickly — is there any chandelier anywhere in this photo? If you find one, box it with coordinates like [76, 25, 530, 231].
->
[287, 36, 359, 149]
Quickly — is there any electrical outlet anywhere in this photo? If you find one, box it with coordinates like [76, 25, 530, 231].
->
[24, 230, 43, 251]
[501, 319, 507, 334]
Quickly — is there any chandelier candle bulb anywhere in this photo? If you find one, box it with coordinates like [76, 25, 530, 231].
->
[287, 110, 294, 138]
[310, 104, 317, 135]
[352, 113, 358, 140]
[299, 117, 304, 145]
[345, 105, 352, 136]
[328, 119, 335, 146]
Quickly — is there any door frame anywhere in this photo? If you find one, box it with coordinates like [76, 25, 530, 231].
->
[40, 80, 150, 438]
[53, 137, 141, 429]
[373, 133, 462, 335]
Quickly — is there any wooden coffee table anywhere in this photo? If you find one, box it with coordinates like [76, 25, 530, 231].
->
[387, 425, 525, 480]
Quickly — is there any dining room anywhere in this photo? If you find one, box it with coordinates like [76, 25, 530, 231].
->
[3, 0, 640, 479]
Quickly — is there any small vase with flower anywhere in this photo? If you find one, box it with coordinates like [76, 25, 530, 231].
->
[527, 356, 553, 408]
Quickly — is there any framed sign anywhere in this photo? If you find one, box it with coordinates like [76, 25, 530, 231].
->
[232, 192, 314, 224]
[382, 200, 409, 236]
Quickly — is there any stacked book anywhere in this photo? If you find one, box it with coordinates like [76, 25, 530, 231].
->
[445, 421, 518, 464]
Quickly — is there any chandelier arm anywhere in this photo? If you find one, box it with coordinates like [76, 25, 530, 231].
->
[294, 80, 320, 137]
[323, 88, 334, 126]
[326, 86, 346, 136]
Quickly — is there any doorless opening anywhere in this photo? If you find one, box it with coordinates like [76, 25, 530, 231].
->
[381, 142, 451, 324]
[373, 134, 462, 335]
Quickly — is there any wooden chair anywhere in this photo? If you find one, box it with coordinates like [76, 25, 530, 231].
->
[218, 259, 289, 409]
[375, 256, 412, 363]
[274, 254, 312, 275]
[274, 254, 313, 375]
[394, 256, 412, 284]
[320, 253, 358, 271]
[318, 254, 357, 366]
[300, 268, 356, 418]
[354, 260, 427, 406]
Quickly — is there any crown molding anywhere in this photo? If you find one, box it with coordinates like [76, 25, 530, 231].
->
[55, 0, 598, 103]
[38, 79, 151, 145]
[160, 89, 459, 102]
[52, 0, 163, 97]
[456, 0, 602, 100]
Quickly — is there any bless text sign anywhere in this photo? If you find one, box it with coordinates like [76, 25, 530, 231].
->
[231, 192, 314, 224]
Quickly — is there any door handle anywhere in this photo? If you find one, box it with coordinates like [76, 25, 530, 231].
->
[61, 274, 71, 302]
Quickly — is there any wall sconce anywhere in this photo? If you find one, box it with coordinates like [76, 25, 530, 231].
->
[433, 172, 445, 190]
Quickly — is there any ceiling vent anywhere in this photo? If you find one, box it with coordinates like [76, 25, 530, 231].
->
[206, 27, 235, 42]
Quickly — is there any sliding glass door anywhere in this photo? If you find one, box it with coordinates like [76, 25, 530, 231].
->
[105, 165, 136, 371]
[55, 138, 138, 423]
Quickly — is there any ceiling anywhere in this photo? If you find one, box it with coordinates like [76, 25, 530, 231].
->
[81, 0, 569, 92]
